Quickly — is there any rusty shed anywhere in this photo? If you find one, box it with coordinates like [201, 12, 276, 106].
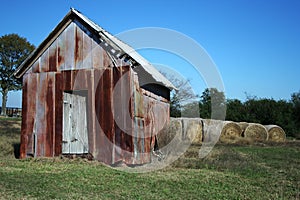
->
[14, 8, 175, 165]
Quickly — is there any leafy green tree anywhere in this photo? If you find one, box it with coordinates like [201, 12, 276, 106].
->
[244, 98, 278, 124]
[240, 96, 296, 137]
[275, 99, 296, 138]
[291, 91, 300, 123]
[0, 34, 34, 115]
[226, 99, 246, 122]
[291, 91, 300, 138]
[199, 88, 226, 120]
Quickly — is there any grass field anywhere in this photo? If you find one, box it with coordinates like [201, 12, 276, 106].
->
[0, 117, 299, 199]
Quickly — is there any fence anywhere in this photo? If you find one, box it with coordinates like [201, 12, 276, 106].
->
[0, 107, 22, 117]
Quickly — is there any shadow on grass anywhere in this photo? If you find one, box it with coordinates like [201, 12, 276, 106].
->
[13, 143, 21, 159]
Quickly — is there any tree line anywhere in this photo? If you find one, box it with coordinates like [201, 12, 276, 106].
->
[171, 87, 300, 139]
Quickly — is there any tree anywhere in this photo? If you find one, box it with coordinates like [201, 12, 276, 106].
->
[0, 34, 34, 115]
[199, 88, 226, 120]
[291, 91, 300, 138]
[226, 99, 246, 122]
[160, 72, 198, 117]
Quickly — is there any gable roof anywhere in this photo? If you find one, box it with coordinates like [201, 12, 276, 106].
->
[14, 8, 176, 90]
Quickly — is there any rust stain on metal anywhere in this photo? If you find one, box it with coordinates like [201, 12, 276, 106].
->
[54, 72, 63, 156]
[57, 35, 65, 70]
[49, 41, 57, 72]
[45, 73, 55, 156]
[75, 25, 83, 69]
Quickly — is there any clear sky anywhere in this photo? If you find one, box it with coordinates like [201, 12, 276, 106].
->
[1, 0, 299, 107]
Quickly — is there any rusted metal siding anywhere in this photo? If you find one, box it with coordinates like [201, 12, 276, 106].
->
[20, 20, 170, 165]
[24, 21, 121, 75]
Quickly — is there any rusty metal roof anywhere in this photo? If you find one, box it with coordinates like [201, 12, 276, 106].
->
[14, 8, 176, 91]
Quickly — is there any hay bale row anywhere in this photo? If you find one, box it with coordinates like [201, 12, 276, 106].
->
[158, 118, 285, 147]
[157, 118, 203, 148]
[237, 123, 286, 142]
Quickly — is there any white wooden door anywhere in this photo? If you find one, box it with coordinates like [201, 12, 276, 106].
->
[62, 92, 89, 154]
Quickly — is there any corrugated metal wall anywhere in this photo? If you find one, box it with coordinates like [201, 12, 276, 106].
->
[20, 20, 170, 165]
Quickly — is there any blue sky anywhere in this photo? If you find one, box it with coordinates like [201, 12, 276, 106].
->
[1, 0, 299, 107]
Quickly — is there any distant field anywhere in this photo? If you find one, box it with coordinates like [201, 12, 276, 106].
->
[0, 117, 299, 199]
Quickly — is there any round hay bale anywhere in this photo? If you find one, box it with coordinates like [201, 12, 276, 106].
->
[220, 121, 242, 140]
[202, 119, 223, 142]
[264, 125, 286, 142]
[244, 123, 268, 141]
[238, 122, 249, 137]
[157, 117, 182, 149]
[182, 118, 203, 144]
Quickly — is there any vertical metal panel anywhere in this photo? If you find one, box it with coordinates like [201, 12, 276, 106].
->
[91, 39, 103, 69]
[103, 50, 112, 68]
[20, 74, 29, 159]
[45, 72, 55, 156]
[143, 95, 155, 151]
[57, 31, 65, 70]
[88, 70, 97, 157]
[25, 60, 33, 74]
[35, 73, 47, 156]
[48, 40, 57, 72]
[133, 73, 144, 118]
[120, 66, 134, 163]
[28, 74, 38, 156]
[133, 117, 148, 164]
[82, 30, 92, 69]
[101, 68, 114, 162]
[32, 58, 40, 73]
[112, 66, 134, 164]
[73, 70, 88, 90]
[75, 25, 83, 69]
[94, 68, 114, 164]
[54, 72, 63, 156]
[40, 48, 49, 72]
[113, 66, 123, 163]
[62, 71, 72, 91]
[64, 22, 75, 70]
[21, 73, 38, 157]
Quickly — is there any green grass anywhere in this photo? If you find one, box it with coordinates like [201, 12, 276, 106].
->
[0, 118, 300, 199]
